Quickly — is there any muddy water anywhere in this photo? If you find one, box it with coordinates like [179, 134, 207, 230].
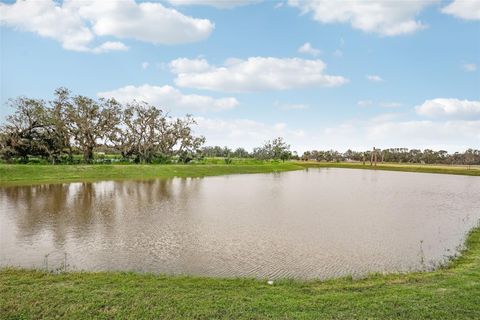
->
[1, 168, 479, 279]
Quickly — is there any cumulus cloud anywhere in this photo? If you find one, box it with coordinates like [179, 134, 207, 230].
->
[98, 85, 239, 112]
[166, 0, 261, 9]
[0, 0, 214, 52]
[194, 115, 479, 153]
[194, 117, 305, 150]
[364, 120, 480, 150]
[441, 0, 480, 20]
[298, 42, 321, 56]
[366, 74, 384, 82]
[169, 58, 212, 73]
[169, 57, 348, 92]
[91, 41, 129, 54]
[415, 98, 480, 119]
[287, 0, 437, 36]
[321, 116, 480, 152]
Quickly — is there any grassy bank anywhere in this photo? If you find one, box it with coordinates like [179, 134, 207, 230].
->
[296, 161, 480, 176]
[1, 227, 479, 319]
[1, 161, 479, 186]
[0, 162, 302, 185]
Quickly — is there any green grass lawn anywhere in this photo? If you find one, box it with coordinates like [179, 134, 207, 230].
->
[0, 162, 302, 185]
[0, 161, 478, 186]
[1, 227, 479, 319]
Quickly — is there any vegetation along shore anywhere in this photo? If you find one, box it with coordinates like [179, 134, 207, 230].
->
[1, 161, 479, 186]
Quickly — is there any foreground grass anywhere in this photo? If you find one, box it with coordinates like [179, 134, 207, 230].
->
[1, 227, 479, 319]
[0, 162, 302, 185]
[296, 161, 480, 176]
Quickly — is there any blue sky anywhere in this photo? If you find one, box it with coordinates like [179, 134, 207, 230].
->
[1, 0, 479, 152]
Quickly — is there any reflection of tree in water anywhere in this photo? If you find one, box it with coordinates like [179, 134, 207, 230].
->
[2, 184, 71, 245]
[0, 178, 202, 249]
[2, 183, 105, 246]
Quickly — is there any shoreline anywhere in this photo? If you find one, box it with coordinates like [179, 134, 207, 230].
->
[295, 161, 480, 176]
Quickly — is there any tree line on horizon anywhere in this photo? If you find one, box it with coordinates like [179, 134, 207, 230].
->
[202, 146, 479, 166]
[300, 148, 480, 166]
[0, 88, 478, 166]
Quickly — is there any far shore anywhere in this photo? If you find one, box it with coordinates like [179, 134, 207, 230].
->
[0, 161, 479, 186]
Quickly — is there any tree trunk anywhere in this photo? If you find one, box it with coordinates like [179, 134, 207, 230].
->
[83, 146, 94, 163]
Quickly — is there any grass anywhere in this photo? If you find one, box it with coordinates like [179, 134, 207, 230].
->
[295, 161, 480, 176]
[0, 162, 302, 185]
[0, 160, 479, 186]
[1, 227, 479, 319]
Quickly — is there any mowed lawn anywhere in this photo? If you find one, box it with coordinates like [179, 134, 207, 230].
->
[0, 161, 478, 186]
[0, 162, 303, 185]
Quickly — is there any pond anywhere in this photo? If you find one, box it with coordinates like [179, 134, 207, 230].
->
[1, 168, 479, 280]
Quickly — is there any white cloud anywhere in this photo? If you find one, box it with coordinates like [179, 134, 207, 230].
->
[0, 0, 94, 52]
[166, 0, 261, 9]
[195, 115, 479, 153]
[415, 98, 480, 119]
[364, 120, 480, 150]
[169, 58, 212, 73]
[441, 0, 480, 20]
[170, 57, 348, 92]
[194, 117, 305, 150]
[91, 41, 129, 54]
[366, 74, 384, 82]
[0, 0, 214, 52]
[141, 62, 150, 70]
[321, 116, 480, 152]
[298, 42, 321, 56]
[98, 84, 239, 112]
[287, 0, 437, 36]
[463, 63, 477, 72]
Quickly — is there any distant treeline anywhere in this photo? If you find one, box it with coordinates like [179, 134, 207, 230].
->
[202, 146, 479, 165]
[202, 137, 293, 162]
[300, 148, 480, 165]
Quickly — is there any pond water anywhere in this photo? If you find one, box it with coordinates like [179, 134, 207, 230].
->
[1, 168, 479, 280]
